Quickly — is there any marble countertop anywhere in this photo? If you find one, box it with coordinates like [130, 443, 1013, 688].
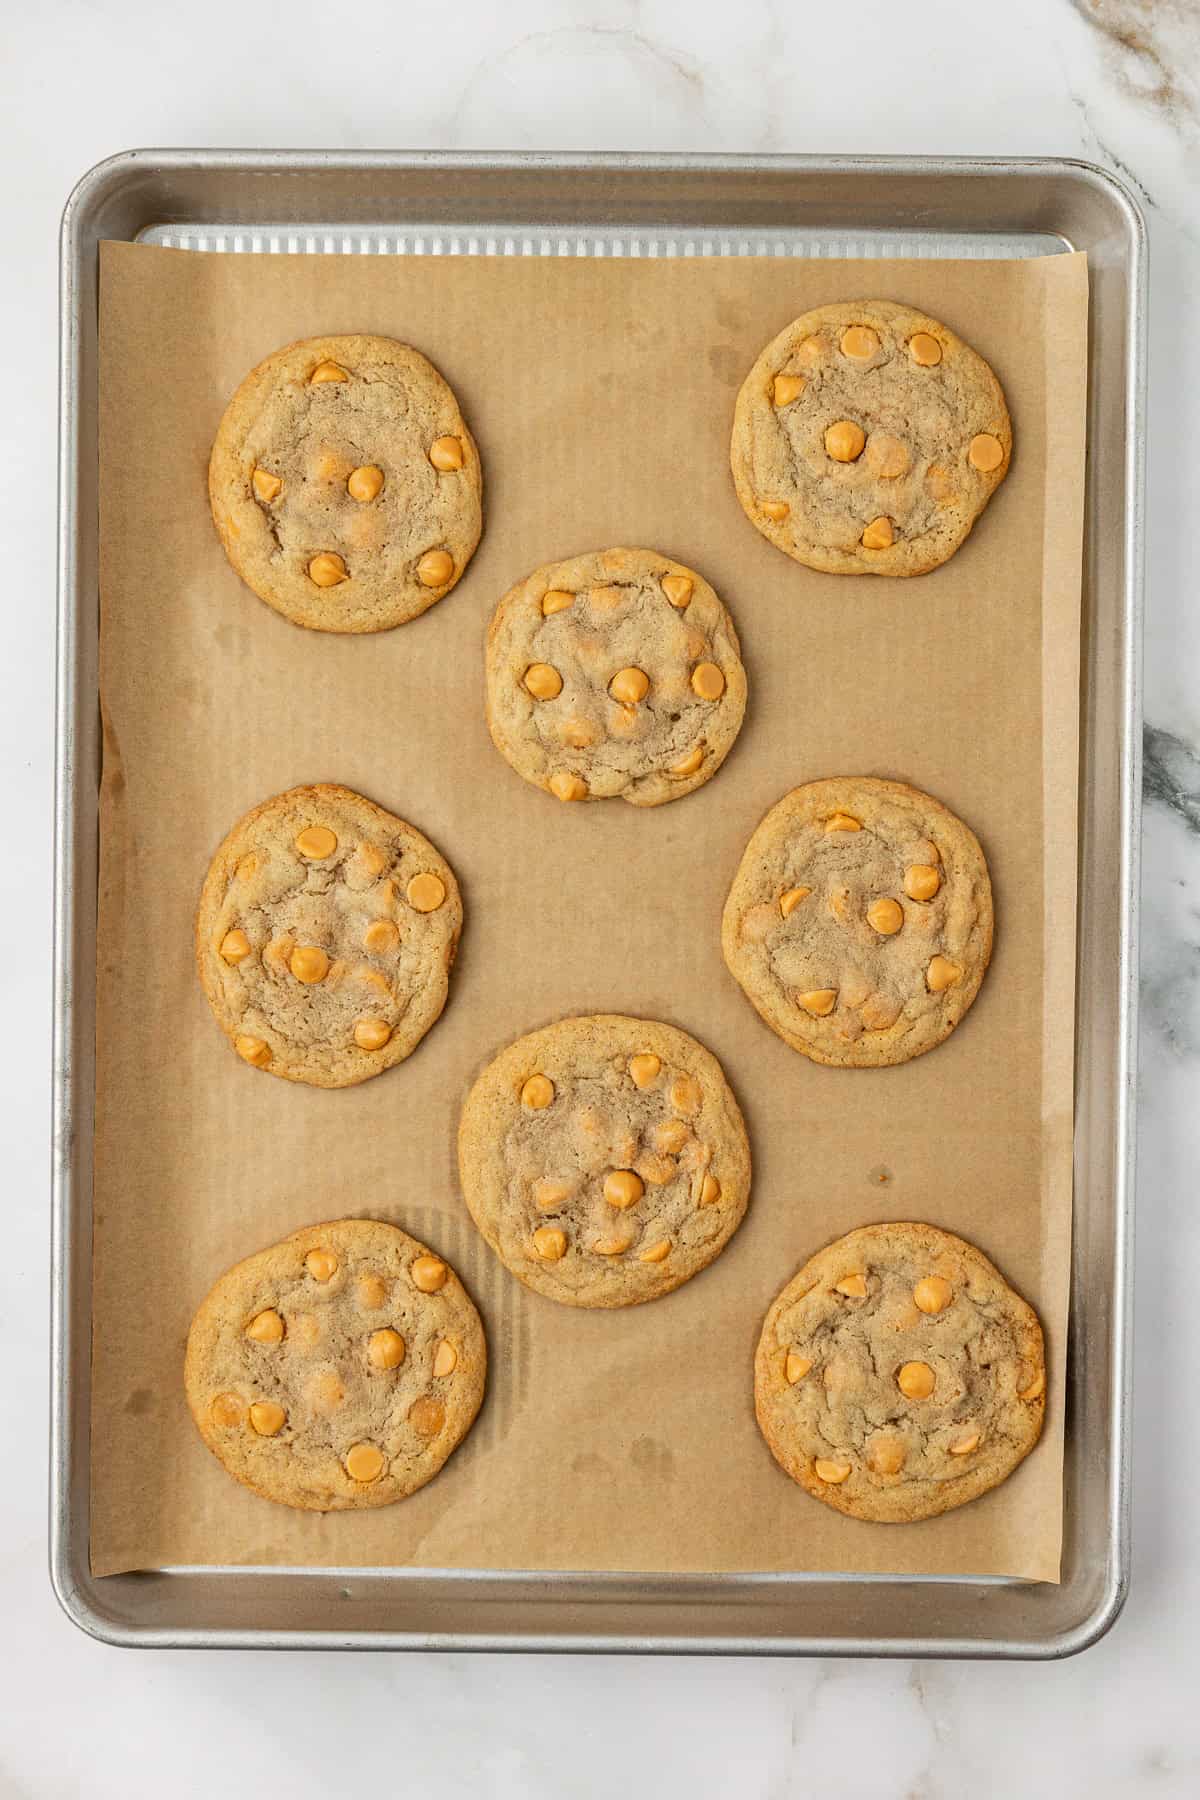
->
[2, 0, 1194, 1793]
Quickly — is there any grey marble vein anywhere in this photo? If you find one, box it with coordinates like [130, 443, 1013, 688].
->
[1144, 723, 1200, 832]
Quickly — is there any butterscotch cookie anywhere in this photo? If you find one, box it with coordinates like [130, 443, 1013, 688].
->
[209, 334, 482, 632]
[484, 547, 748, 806]
[196, 784, 462, 1088]
[458, 1015, 750, 1306]
[755, 1222, 1046, 1523]
[185, 1218, 486, 1512]
[731, 300, 1011, 576]
[722, 777, 992, 1068]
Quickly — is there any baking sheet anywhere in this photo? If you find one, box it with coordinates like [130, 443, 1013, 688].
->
[91, 240, 1086, 1582]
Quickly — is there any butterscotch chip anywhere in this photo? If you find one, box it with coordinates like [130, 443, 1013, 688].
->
[295, 824, 337, 860]
[532, 1225, 568, 1261]
[183, 1219, 486, 1511]
[609, 666, 650, 706]
[406, 872, 446, 913]
[246, 1308, 285, 1344]
[732, 300, 1012, 575]
[772, 374, 805, 406]
[305, 1248, 338, 1283]
[779, 886, 811, 918]
[604, 1169, 645, 1210]
[866, 896, 903, 935]
[289, 944, 329, 984]
[486, 548, 747, 808]
[367, 1328, 406, 1371]
[638, 1239, 672, 1263]
[592, 1235, 632, 1257]
[722, 777, 993, 1068]
[926, 955, 961, 992]
[249, 1401, 286, 1436]
[364, 918, 400, 953]
[411, 1255, 447, 1293]
[897, 1360, 936, 1400]
[354, 1017, 392, 1052]
[814, 1459, 852, 1484]
[840, 325, 880, 361]
[549, 771, 588, 803]
[968, 433, 1005, 472]
[785, 1352, 812, 1385]
[251, 468, 283, 503]
[760, 499, 790, 520]
[835, 1273, 867, 1298]
[798, 989, 838, 1018]
[209, 335, 482, 633]
[344, 1442, 385, 1482]
[417, 548, 455, 587]
[825, 419, 866, 462]
[196, 785, 462, 1088]
[220, 929, 251, 963]
[914, 1275, 953, 1314]
[459, 1014, 750, 1308]
[524, 662, 563, 700]
[408, 1397, 445, 1437]
[861, 516, 895, 551]
[754, 1222, 1046, 1522]
[429, 435, 464, 470]
[904, 864, 941, 901]
[521, 1074, 555, 1110]
[308, 552, 348, 588]
[655, 720, 701, 768]
[690, 661, 726, 701]
[347, 464, 385, 504]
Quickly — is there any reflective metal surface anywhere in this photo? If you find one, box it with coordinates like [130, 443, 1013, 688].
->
[54, 152, 1145, 1654]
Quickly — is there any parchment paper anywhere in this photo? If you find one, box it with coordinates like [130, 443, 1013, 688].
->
[92, 240, 1087, 1582]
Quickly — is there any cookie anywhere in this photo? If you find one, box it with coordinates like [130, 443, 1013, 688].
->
[484, 547, 748, 807]
[185, 1218, 486, 1512]
[722, 777, 993, 1068]
[209, 334, 482, 632]
[731, 300, 1011, 577]
[754, 1222, 1046, 1523]
[196, 784, 462, 1088]
[458, 1014, 751, 1306]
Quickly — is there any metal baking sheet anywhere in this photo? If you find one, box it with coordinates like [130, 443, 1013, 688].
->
[53, 151, 1144, 1655]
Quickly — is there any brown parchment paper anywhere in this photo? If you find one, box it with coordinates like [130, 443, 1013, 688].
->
[91, 240, 1087, 1582]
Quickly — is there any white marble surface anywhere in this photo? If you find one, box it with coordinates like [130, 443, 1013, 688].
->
[2, 0, 1196, 1792]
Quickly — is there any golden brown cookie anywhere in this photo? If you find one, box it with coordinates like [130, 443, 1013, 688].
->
[209, 334, 482, 632]
[458, 1014, 751, 1306]
[196, 784, 461, 1087]
[185, 1218, 486, 1512]
[721, 777, 993, 1067]
[731, 300, 1011, 576]
[755, 1222, 1046, 1523]
[484, 547, 748, 806]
